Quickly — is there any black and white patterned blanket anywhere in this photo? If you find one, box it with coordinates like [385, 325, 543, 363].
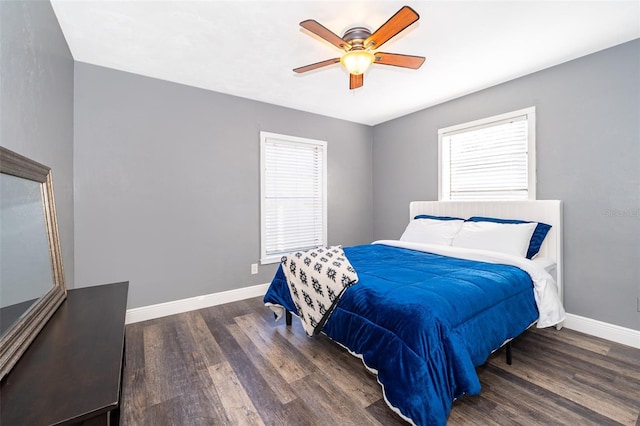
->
[281, 246, 359, 336]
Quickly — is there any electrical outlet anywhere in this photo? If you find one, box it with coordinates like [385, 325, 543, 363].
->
[251, 263, 258, 275]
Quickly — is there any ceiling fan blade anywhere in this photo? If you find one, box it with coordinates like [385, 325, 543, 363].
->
[293, 58, 340, 73]
[374, 52, 425, 69]
[349, 73, 363, 90]
[300, 20, 348, 51]
[365, 6, 419, 50]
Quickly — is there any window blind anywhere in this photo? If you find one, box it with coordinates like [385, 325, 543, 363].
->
[442, 114, 531, 200]
[261, 134, 326, 262]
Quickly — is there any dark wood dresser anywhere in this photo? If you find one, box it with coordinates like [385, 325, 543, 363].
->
[1, 282, 129, 425]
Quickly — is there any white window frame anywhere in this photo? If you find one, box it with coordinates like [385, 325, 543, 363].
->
[438, 107, 536, 201]
[260, 131, 327, 264]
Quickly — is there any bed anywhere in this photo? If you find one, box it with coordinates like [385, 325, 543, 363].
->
[263, 201, 566, 425]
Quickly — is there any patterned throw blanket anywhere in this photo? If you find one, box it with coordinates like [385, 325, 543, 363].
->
[281, 246, 359, 336]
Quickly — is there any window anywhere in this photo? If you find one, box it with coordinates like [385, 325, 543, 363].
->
[438, 107, 536, 201]
[260, 131, 327, 264]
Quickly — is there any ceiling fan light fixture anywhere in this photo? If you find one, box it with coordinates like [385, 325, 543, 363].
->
[340, 50, 375, 75]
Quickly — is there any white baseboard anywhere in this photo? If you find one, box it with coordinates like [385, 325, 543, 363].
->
[563, 313, 640, 349]
[125, 283, 271, 324]
[126, 287, 640, 350]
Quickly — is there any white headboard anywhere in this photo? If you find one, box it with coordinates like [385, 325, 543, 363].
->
[409, 201, 563, 301]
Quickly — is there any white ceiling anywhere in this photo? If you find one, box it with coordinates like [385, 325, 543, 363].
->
[51, 1, 639, 126]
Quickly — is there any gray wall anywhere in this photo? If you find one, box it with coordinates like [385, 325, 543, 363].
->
[0, 0, 75, 287]
[73, 63, 373, 308]
[373, 39, 640, 331]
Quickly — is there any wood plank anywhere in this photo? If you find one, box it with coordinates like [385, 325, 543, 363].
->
[168, 313, 236, 423]
[200, 311, 311, 425]
[208, 361, 265, 425]
[233, 312, 313, 383]
[289, 373, 384, 425]
[173, 310, 225, 369]
[247, 299, 385, 407]
[124, 322, 145, 371]
[121, 322, 146, 426]
[138, 390, 219, 426]
[282, 320, 385, 407]
[365, 399, 408, 426]
[142, 320, 191, 406]
[120, 366, 147, 425]
[226, 322, 299, 404]
[448, 398, 503, 426]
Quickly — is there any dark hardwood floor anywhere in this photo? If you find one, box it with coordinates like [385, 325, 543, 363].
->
[121, 297, 640, 425]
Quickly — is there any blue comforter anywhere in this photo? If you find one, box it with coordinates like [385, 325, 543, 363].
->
[263, 243, 539, 425]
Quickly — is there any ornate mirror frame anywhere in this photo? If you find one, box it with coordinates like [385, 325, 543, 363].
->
[0, 147, 67, 380]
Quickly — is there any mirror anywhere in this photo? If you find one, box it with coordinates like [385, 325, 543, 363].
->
[0, 147, 66, 380]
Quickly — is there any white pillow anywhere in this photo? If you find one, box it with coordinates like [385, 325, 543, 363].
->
[451, 221, 537, 257]
[400, 218, 464, 246]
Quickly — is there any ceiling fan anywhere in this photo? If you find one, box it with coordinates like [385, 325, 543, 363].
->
[294, 6, 425, 90]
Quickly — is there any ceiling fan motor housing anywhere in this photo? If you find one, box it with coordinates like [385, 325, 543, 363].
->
[342, 26, 372, 49]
